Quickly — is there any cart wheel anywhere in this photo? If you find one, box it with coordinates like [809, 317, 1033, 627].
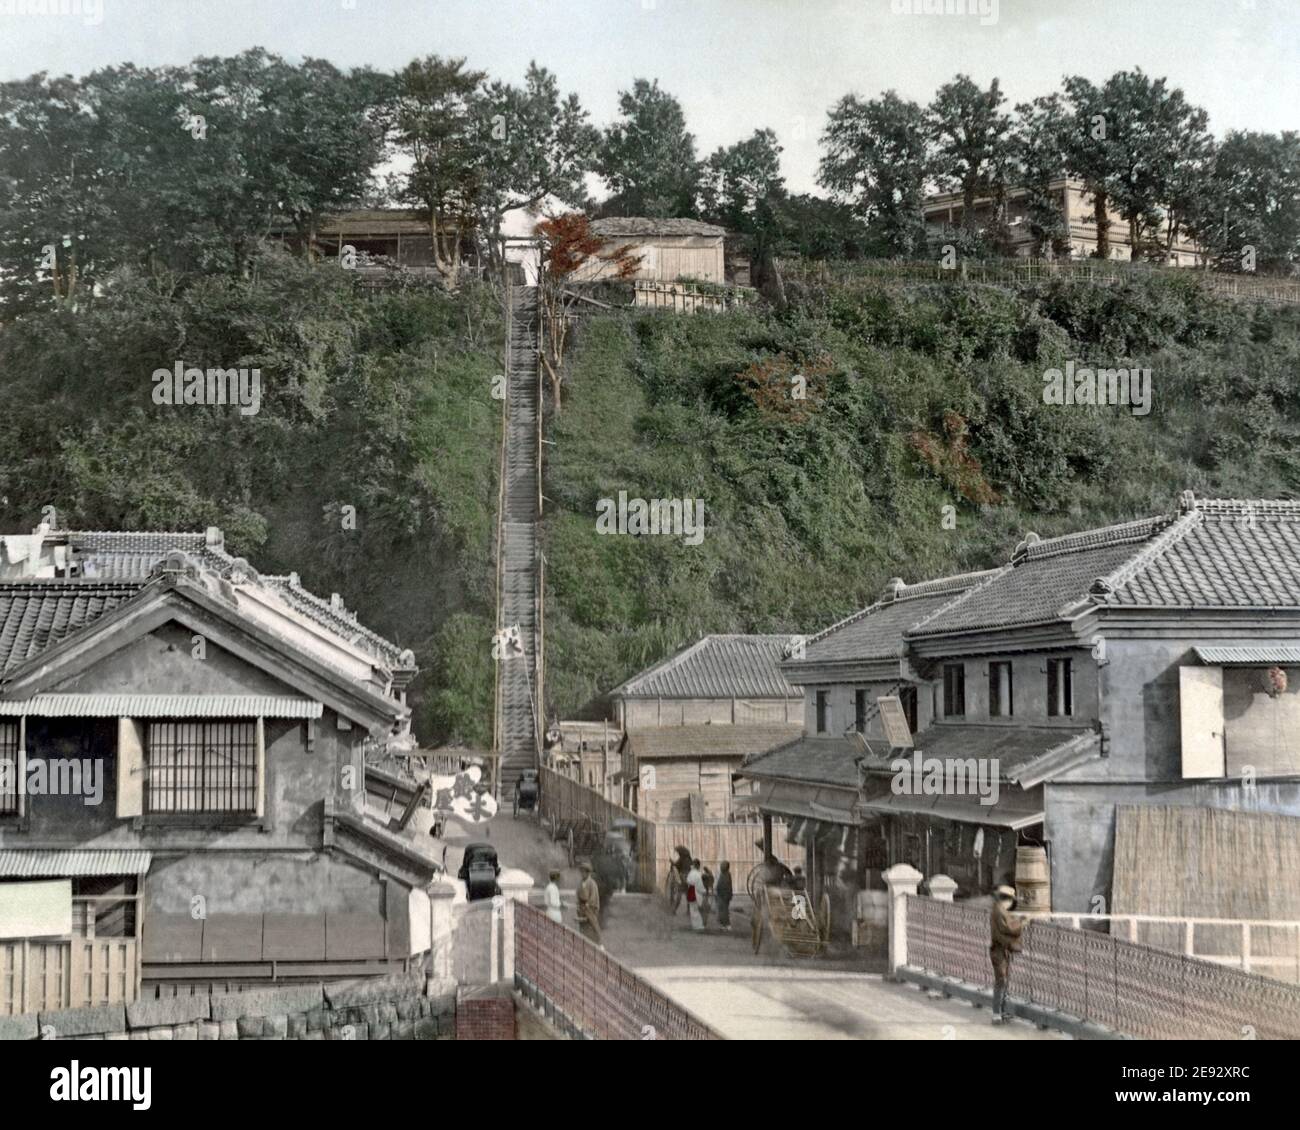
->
[752, 904, 764, 954]
[820, 892, 832, 942]
[567, 827, 575, 867]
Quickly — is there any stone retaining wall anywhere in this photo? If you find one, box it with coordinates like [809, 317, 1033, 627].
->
[4, 974, 460, 1041]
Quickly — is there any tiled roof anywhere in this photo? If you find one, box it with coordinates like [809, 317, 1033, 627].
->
[613, 635, 803, 699]
[624, 723, 802, 760]
[857, 723, 1097, 782]
[591, 217, 725, 238]
[907, 496, 1300, 641]
[56, 529, 407, 667]
[0, 582, 140, 671]
[1101, 503, 1300, 608]
[801, 571, 999, 663]
[740, 725, 1097, 790]
[739, 735, 864, 788]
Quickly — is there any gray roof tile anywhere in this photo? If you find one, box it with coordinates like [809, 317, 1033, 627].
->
[613, 635, 803, 699]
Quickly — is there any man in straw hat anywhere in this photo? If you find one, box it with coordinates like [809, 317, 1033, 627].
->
[989, 884, 1025, 1024]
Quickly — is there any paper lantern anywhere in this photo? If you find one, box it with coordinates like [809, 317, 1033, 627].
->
[1263, 666, 1288, 698]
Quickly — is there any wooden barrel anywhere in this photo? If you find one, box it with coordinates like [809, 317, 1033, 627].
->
[1015, 846, 1051, 912]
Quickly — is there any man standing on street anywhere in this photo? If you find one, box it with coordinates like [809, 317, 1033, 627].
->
[577, 862, 604, 948]
[990, 884, 1025, 1024]
[544, 869, 563, 924]
[715, 861, 733, 931]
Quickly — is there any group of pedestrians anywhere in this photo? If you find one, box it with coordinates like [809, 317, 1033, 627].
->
[674, 858, 733, 933]
[543, 863, 607, 950]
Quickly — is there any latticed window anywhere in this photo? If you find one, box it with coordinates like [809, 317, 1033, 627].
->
[145, 721, 258, 813]
[0, 721, 18, 815]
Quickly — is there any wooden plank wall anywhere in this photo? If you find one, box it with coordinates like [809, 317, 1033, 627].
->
[142, 912, 390, 965]
[1, 938, 137, 1016]
[537, 765, 802, 894]
[538, 765, 657, 889]
[652, 821, 802, 892]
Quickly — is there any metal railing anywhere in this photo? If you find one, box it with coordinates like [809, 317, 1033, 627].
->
[906, 896, 1300, 1039]
[514, 900, 721, 1039]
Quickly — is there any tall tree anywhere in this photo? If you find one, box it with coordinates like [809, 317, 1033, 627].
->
[597, 78, 701, 217]
[1059, 76, 1114, 260]
[926, 75, 1014, 254]
[1012, 94, 1072, 258]
[699, 128, 785, 282]
[1187, 131, 1300, 274]
[0, 72, 114, 307]
[469, 63, 598, 271]
[819, 90, 929, 257]
[1093, 69, 1211, 262]
[392, 55, 487, 290]
[393, 57, 597, 286]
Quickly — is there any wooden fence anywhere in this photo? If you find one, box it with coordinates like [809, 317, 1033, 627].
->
[777, 257, 1300, 307]
[537, 765, 802, 894]
[1, 937, 138, 1016]
[650, 821, 801, 894]
[632, 280, 755, 314]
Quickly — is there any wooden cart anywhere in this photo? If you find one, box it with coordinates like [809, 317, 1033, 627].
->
[751, 884, 831, 958]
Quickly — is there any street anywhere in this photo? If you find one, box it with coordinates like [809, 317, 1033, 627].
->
[457, 808, 1066, 1041]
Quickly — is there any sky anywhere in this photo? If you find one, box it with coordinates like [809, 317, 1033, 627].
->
[0, 0, 1296, 195]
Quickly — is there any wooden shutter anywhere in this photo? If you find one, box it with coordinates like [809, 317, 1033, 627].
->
[1179, 665, 1225, 779]
[254, 717, 266, 819]
[116, 718, 144, 818]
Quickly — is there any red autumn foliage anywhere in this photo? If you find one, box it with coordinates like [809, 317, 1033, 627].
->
[735, 352, 832, 423]
[910, 410, 1001, 504]
[535, 212, 641, 279]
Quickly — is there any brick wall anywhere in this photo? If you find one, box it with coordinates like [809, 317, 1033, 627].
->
[454, 988, 514, 1040]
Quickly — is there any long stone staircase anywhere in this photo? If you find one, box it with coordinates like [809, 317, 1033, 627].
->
[496, 285, 542, 792]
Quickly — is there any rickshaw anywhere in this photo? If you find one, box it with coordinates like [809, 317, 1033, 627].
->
[751, 883, 831, 958]
[513, 768, 540, 819]
[458, 842, 502, 901]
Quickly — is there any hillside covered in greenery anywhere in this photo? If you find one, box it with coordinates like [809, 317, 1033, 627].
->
[0, 254, 504, 746]
[543, 272, 1300, 716]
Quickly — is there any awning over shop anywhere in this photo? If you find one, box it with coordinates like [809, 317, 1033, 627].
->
[1193, 646, 1300, 665]
[0, 849, 154, 877]
[856, 786, 1043, 830]
[0, 694, 322, 719]
[754, 780, 859, 825]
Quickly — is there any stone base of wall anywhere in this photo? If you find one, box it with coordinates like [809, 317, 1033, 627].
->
[21, 974, 460, 1042]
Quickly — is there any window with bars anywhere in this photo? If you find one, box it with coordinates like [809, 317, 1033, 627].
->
[0, 721, 18, 815]
[145, 720, 258, 814]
